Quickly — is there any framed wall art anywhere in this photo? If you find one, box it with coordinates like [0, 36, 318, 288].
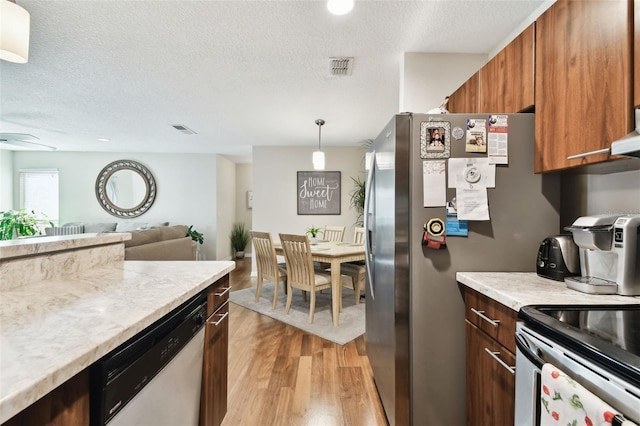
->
[420, 121, 451, 159]
[297, 171, 341, 215]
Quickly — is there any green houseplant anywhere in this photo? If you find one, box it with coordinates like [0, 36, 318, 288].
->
[186, 225, 204, 244]
[229, 222, 250, 259]
[0, 209, 52, 240]
[349, 176, 365, 226]
[306, 226, 321, 243]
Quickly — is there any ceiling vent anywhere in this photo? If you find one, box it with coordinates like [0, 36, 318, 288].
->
[171, 124, 197, 135]
[329, 57, 353, 76]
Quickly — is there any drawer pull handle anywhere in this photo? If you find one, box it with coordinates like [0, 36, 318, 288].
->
[566, 147, 610, 160]
[470, 308, 500, 327]
[214, 287, 231, 297]
[484, 348, 515, 375]
[211, 311, 229, 327]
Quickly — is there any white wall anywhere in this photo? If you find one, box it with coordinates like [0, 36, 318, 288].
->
[400, 52, 488, 113]
[11, 151, 220, 260]
[235, 163, 253, 255]
[215, 155, 236, 260]
[252, 145, 364, 245]
[0, 150, 14, 211]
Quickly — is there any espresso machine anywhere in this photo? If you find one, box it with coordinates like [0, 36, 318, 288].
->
[565, 214, 640, 295]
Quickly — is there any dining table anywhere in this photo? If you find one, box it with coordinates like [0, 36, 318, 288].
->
[274, 240, 365, 327]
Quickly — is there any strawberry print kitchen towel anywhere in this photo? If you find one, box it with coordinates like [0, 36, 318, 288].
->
[540, 363, 637, 426]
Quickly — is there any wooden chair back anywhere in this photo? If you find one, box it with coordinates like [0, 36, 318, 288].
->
[353, 227, 365, 244]
[278, 233, 317, 292]
[251, 231, 287, 309]
[251, 231, 280, 281]
[323, 225, 345, 242]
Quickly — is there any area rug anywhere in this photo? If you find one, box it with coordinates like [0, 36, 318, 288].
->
[229, 285, 365, 345]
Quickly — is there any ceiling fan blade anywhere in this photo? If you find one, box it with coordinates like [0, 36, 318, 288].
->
[0, 133, 56, 150]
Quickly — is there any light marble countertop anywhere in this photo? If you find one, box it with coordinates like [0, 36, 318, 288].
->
[0, 259, 235, 424]
[456, 272, 640, 312]
[0, 233, 130, 260]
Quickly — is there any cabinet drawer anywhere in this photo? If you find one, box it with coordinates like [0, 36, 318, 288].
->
[464, 288, 517, 353]
[207, 275, 230, 315]
[465, 320, 516, 426]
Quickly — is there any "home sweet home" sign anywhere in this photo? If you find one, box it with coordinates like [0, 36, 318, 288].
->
[297, 171, 341, 215]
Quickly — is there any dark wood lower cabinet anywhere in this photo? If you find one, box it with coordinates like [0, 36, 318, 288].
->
[3, 369, 89, 426]
[465, 320, 516, 426]
[200, 298, 229, 426]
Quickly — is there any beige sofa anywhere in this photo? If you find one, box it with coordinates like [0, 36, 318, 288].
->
[124, 225, 197, 260]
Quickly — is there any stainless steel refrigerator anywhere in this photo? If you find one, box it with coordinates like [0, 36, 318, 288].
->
[363, 113, 561, 425]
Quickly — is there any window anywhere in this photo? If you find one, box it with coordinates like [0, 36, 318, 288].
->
[19, 169, 59, 226]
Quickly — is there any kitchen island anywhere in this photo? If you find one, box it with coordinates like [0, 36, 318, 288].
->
[0, 234, 234, 425]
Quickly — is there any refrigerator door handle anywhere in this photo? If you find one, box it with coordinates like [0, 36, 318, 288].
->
[364, 150, 375, 300]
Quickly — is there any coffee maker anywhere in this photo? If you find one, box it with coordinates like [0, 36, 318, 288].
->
[565, 214, 640, 295]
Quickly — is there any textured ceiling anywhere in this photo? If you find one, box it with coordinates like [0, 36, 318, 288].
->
[0, 0, 547, 162]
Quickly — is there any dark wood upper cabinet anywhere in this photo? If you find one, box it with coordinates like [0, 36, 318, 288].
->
[479, 23, 535, 113]
[448, 71, 479, 113]
[534, 0, 633, 172]
[635, 0, 639, 107]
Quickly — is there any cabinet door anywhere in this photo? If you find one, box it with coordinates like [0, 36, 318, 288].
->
[449, 71, 479, 113]
[465, 320, 516, 426]
[479, 24, 535, 113]
[534, 0, 633, 172]
[635, 0, 639, 107]
[200, 301, 229, 426]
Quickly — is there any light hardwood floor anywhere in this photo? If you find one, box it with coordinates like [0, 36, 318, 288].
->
[224, 258, 388, 426]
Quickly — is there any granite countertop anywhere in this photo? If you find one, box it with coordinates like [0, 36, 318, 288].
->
[0, 260, 235, 424]
[456, 272, 640, 312]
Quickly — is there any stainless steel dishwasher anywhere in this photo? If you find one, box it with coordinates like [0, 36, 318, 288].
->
[90, 290, 208, 426]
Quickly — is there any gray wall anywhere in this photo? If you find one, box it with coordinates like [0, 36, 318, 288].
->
[8, 151, 222, 260]
[252, 145, 365, 242]
[560, 168, 640, 229]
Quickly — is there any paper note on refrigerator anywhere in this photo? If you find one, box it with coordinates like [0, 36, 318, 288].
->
[487, 114, 509, 165]
[456, 186, 490, 220]
[447, 158, 495, 188]
[422, 160, 446, 207]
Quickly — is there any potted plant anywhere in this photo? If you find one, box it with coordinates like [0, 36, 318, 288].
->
[229, 222, 249, 259]
[186, 225, 205, 260]
[0, 209, 52, 240]
[186, 225, 204, 244]
[306, 226, 321, 244]
[349, 176, 365, 226]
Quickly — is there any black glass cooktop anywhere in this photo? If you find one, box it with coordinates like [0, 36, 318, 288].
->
[519, 305, 640, 388]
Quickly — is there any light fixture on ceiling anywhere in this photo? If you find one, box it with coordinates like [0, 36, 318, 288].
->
[313, 119, 325, 171]
[0, 0, 30, 64]
[327, 0, 354, 15]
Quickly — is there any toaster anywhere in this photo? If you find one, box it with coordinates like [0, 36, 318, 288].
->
[536, 235, 580, 281]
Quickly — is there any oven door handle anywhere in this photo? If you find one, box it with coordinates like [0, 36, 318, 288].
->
[515, 332, 545, 369]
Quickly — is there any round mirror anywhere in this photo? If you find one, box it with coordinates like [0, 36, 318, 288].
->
[95, 160, 156, 218]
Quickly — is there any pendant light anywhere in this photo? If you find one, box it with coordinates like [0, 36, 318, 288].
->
[313, 119, 325, 170]
[0, 0, 30, 64]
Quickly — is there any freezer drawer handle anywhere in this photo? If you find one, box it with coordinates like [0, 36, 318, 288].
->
[484, 348, 515, 375]
[470, 308, 500, 327]
[214, 287, 231, 297]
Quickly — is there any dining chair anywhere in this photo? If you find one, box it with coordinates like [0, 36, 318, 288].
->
[250, 231, 287, 309]
[340, 226, 366, 304]
[322, 225, 345, 242]
[279, 233, 335, 323]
